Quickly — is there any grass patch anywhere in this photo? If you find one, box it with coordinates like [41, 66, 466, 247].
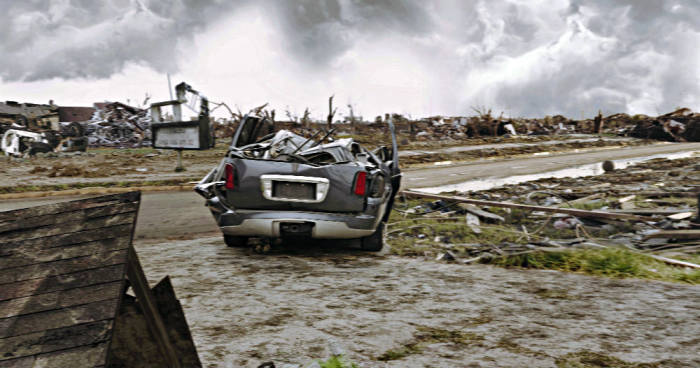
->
[376, 326, 483, 361]
[387, 219, 527, 256]
[317, 355, 358, 368]
[484, 247, 700, 284]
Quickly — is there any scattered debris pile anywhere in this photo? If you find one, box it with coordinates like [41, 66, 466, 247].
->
[393, 156, 700, 276]
[211, 107, 700, 147]
[0, 101, 88, 156]
[626, 108, 700, 142]
[86, 102, 152, 147]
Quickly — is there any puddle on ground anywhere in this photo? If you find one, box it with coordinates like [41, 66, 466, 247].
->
[418, 150, 698, 193]
[399, 136, 633, 156]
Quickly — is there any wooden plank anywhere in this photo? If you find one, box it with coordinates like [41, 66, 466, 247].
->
[0, 202, 138, 234]
[402, 190, 653, 222]
[0, 224, 133, 256]
[457, 203, 505, 222]
[0, 320, 112, 361]
[647, 254, 700, 269]
[0, 342, 109, 368]
[643, 230, 700, 241]
[151, 276, 202, 367]
[0, 281, 123, 319]
[0, 298, 119, 339]
[0, 250, 128, 285]
[0, 192, 140, 223]
[0, 236, 131, 270]
[0, 264, 126, 302]
[611, 208, 695, 216]
[126, 247, 182, 368]
[1, 213, 135, 243]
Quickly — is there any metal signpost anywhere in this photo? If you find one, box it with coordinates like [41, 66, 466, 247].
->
[150, 82, 215, 171]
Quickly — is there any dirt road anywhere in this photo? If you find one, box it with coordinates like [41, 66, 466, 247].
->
[2, 142, 698, 239]
[135, 236, 700, 367]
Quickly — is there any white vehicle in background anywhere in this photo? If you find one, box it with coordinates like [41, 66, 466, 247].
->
[1, 129, 53, 156]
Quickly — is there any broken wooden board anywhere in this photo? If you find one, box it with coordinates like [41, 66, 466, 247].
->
[0, 192, 200, 368]
[642, 230, 700, 241]
[457, 203, 505, 223]
[402, 190, 653, 222]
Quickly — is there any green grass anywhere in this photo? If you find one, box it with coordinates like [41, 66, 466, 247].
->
[485, 247, 700, 284]
[317, 355, 358, 368]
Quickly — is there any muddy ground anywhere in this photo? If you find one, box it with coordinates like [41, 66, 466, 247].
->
[134, 236, 700, 368]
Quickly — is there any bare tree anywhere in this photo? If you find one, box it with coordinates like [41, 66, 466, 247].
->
[301, 108, 311, 127]
[347, 103, 356, 133]
[327, 95, 337, 130]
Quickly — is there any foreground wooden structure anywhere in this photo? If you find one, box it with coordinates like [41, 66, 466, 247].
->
[0, 192, 200, 367]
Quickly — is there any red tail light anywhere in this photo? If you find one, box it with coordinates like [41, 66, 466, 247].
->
[225, 163, 235, 190]
[354, 171, 367, 196]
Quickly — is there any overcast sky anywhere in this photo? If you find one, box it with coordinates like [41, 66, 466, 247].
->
[0, 0, 698, 120]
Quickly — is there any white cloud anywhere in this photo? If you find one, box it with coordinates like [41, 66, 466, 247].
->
[0, 0, 698, 119]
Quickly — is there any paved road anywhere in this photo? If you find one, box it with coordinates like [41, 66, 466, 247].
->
[2, 142, 698, 239]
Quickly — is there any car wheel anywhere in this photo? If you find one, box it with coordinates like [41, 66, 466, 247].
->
[224, 235, 248, 247]
[361, 222, 385, 252]
[27, 142, 53, 156]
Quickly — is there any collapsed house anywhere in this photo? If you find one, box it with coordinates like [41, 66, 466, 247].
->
[0, 192, 201, 367]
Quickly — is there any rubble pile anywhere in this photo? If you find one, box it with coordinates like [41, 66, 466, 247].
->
[393, 157, 700, 267]
[86, 102, 151, 147]
[211, 107, 699, 147]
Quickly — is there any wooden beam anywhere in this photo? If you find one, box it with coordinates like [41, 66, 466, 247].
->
[1, 224, 133, 256]
[0, 320, 112, 361]
[0, 281, 123, 319]
[647, 254, 700, 269]
[0, 236, 131, 269]
[0, 191, 139, 223]
[0, 264, 126, 302]
[0, 250, 128, 284]
[125, 247, 181, 368]
[642, 230, 700, 241]
[1, 213, 135, 243]
[402, 190, 653, 222]
[0, 298, 119, 339]
[0, 202, 138, 233]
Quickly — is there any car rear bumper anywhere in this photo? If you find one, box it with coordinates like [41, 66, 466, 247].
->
[215, 208, 378, 239]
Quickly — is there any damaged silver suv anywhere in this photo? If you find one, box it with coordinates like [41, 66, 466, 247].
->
[195, 115, 401, 251]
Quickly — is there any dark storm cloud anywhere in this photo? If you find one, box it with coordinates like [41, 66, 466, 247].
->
[0, 0, 236, 81]
[1, 0, 698, 116]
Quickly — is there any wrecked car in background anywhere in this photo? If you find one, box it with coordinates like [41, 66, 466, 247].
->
[195, 115, 401, 251]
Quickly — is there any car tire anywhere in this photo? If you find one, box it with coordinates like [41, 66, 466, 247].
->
[27, 142, 53, 156]
[361, 222, 385, 252]
[224, 235, 248, 247]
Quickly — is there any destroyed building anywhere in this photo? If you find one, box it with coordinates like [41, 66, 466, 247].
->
[86, 102, 151, 147]
[0, 101, 59, 132]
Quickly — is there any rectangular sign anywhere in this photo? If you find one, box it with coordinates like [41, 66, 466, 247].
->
[153, 126, 201, 149]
